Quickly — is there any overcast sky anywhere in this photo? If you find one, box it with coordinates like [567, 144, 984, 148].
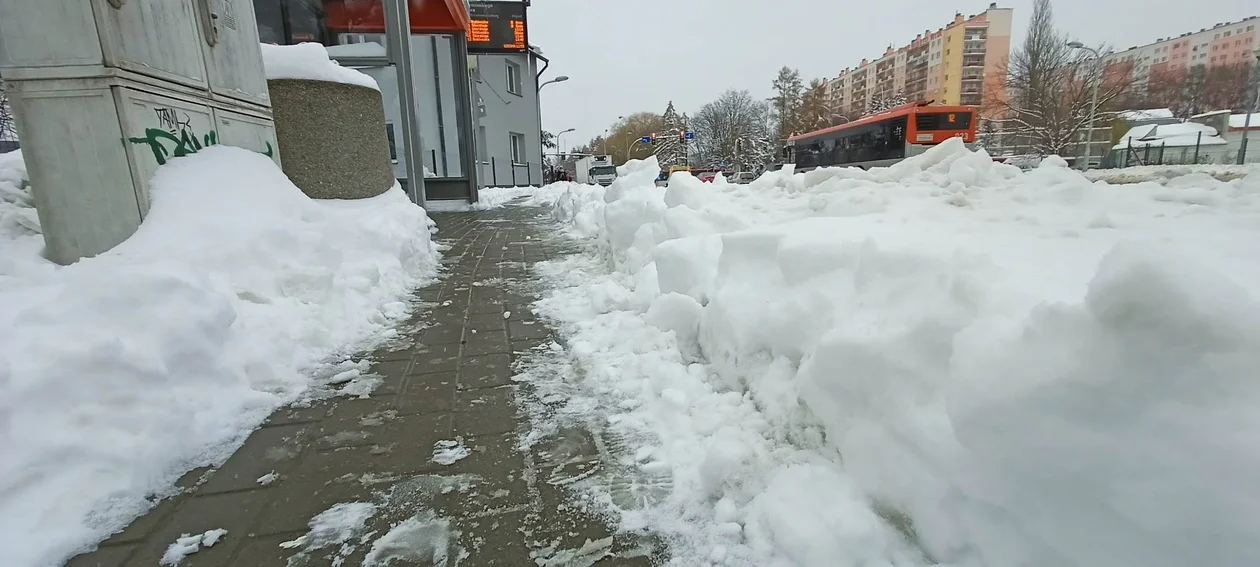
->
[526, 0, 1256, 151]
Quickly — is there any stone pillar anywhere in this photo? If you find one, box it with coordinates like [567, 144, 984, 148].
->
[268, 79, 394, 199]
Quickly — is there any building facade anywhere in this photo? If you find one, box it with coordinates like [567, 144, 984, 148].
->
[253, 0, 545, 198]
[1101, 16, 1258, 90]
[826, 3, 1012, 120]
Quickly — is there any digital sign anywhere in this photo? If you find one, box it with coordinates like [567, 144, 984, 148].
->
[467, 1, 528, 53]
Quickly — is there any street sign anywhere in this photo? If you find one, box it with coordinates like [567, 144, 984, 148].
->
[639, 136, 652, 144]
[684, 131, 695, 140]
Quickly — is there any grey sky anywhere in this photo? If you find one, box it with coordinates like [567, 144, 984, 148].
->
[527, 0, 1256, 151]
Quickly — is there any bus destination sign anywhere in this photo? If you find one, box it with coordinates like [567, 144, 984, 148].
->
[467, 1, 527, 53]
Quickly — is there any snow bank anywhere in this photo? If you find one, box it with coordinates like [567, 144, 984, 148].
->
[260, 42, 380, 91]
[531, 139, 1260, 566]
[1085, 163, 1260, 184]
[471, 182, 579, 211]
[0, 147, 439, 567]
[0, 150, 44, 280]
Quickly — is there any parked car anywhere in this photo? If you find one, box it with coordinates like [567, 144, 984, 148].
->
[698, 172, 718, 183]
[732, 172, 757, 184]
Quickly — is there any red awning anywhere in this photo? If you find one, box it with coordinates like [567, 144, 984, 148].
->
[324, 0, 470, 34]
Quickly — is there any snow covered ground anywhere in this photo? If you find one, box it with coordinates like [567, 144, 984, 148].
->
[0, 147, 440, 567]
[519, 140, 1260, 566]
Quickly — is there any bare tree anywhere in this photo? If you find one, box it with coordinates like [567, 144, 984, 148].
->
[1145, 62, 1258, 118]
[990, 0, 1134, 156]
[0, 76, 16, 143]
[690, 89, 773, 170]
[865, 91, 908, 116]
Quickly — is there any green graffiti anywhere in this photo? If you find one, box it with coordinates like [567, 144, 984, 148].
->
[127, 127, 275, 165]
[127, 108, 275, 166]
[127, 127, 203, 166]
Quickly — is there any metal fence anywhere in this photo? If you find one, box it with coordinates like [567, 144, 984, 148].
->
[1102, 135, 1259, 168]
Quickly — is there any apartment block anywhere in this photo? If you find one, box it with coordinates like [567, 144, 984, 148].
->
[1101, 16, 1258, 86]
[826, 3, 1013, 119]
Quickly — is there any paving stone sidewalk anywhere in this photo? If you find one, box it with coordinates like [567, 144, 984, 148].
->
[68, 206, 662, 567]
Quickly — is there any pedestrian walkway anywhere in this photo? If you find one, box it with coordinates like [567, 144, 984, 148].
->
[67, 206, 662, 566]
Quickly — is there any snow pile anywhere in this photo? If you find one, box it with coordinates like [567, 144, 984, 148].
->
[472, 182, 583, 211]
[279, 502, 378, 552]
[1085, 163, 1260, 184]
[363, 511, 455, 567]
[0, 150, 43, 278]
[260, 42, 380, 91]
[160, 529, 227, 566]
[0, 146, 439, 567]
[530, 139, 1260, 566]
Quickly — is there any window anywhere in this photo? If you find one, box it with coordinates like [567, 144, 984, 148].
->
[385, 123, 397, 162]
[506, 61, 522, 96]
[509, 132, 526, 164]
[1225, 31, 1232, 37]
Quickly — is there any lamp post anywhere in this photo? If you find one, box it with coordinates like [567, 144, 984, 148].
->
[539, 75, 570, 90]
[1237, 48, 1260, 164]
[556, 127, 575, 155]
[1068, 41, 1101, 171]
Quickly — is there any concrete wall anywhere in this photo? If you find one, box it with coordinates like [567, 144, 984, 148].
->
[269, 79, 394, 199]
[472, 52, 543, 187]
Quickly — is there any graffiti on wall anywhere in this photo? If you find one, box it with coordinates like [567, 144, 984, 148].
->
[128, 107, 274, 166]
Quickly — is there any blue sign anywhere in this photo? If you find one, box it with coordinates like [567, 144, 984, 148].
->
[640, 136, 652, 144]
[684, 131, 695, 140]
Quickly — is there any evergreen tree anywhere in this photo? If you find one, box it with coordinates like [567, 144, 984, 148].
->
[654, 101, 687, 168]
[769, 67, 804, 149]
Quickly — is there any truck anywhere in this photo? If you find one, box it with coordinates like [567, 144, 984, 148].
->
[574, 155, 618, 186]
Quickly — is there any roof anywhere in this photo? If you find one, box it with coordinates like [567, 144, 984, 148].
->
[1112, 122, 1226, 150]
[1229, 113, 1260, 130]
[1119, 108, 1175, 122]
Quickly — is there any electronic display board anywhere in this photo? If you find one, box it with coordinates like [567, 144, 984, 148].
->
[467, 1, 527, 53]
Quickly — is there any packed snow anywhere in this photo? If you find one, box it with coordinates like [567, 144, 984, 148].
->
[0, 147, 439, 566]
[472, 183, 577, 211]
[159, 528, 227, 566]
[431, 440, 471, 465]
[260, 42, 380, 91]
[521, 140, 1260, 566]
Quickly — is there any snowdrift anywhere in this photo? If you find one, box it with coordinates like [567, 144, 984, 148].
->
[531, 141, 1260, 566]
[0, 147, 439, 567]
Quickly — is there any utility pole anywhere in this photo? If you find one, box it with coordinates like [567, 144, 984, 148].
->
[1237, 48, 1260, 165]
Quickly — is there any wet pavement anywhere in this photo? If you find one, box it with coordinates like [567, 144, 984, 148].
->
[66, 205, 664, 567]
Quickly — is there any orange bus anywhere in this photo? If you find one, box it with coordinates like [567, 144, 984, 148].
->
[784, 101, 977, 171]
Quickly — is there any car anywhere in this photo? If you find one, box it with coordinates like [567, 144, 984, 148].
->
[732, 172, 757, 184]
[698, 172, 718, 183]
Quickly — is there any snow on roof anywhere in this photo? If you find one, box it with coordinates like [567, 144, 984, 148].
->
[1112, 122, 1226, 150]
[259, 42, 379, 91]
[1229, 112, 1260, 129]
[1119, 108, 1174, 122]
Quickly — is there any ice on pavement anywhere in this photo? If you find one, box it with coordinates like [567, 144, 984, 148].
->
[279, 502, 378, 552]
[524, 139, 1260, 566]
[431, 440, 471, 465]
[260, 41, 380, 91]
[0, 147, 439, 566]
[159, 528, 227, 566]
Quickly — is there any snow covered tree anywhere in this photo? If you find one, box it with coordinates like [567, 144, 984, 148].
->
[866, 91, 908, 116]
[769, 67, 804, 148]
[796, 79, 832, 134]
[653, 101, 687, 169]
[990, 0, 1135, 157]
[975, 119, 999, 152]
[691, 89, 774, 170]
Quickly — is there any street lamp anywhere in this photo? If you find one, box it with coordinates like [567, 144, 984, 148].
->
[539, 75, 570, 90]
[1068, 41, 1102, 171]
[556, 127, 575, 155]
[1237, 48, 1260, 164]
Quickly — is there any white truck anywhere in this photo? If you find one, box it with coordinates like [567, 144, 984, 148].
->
[574, 155, 617, 186]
